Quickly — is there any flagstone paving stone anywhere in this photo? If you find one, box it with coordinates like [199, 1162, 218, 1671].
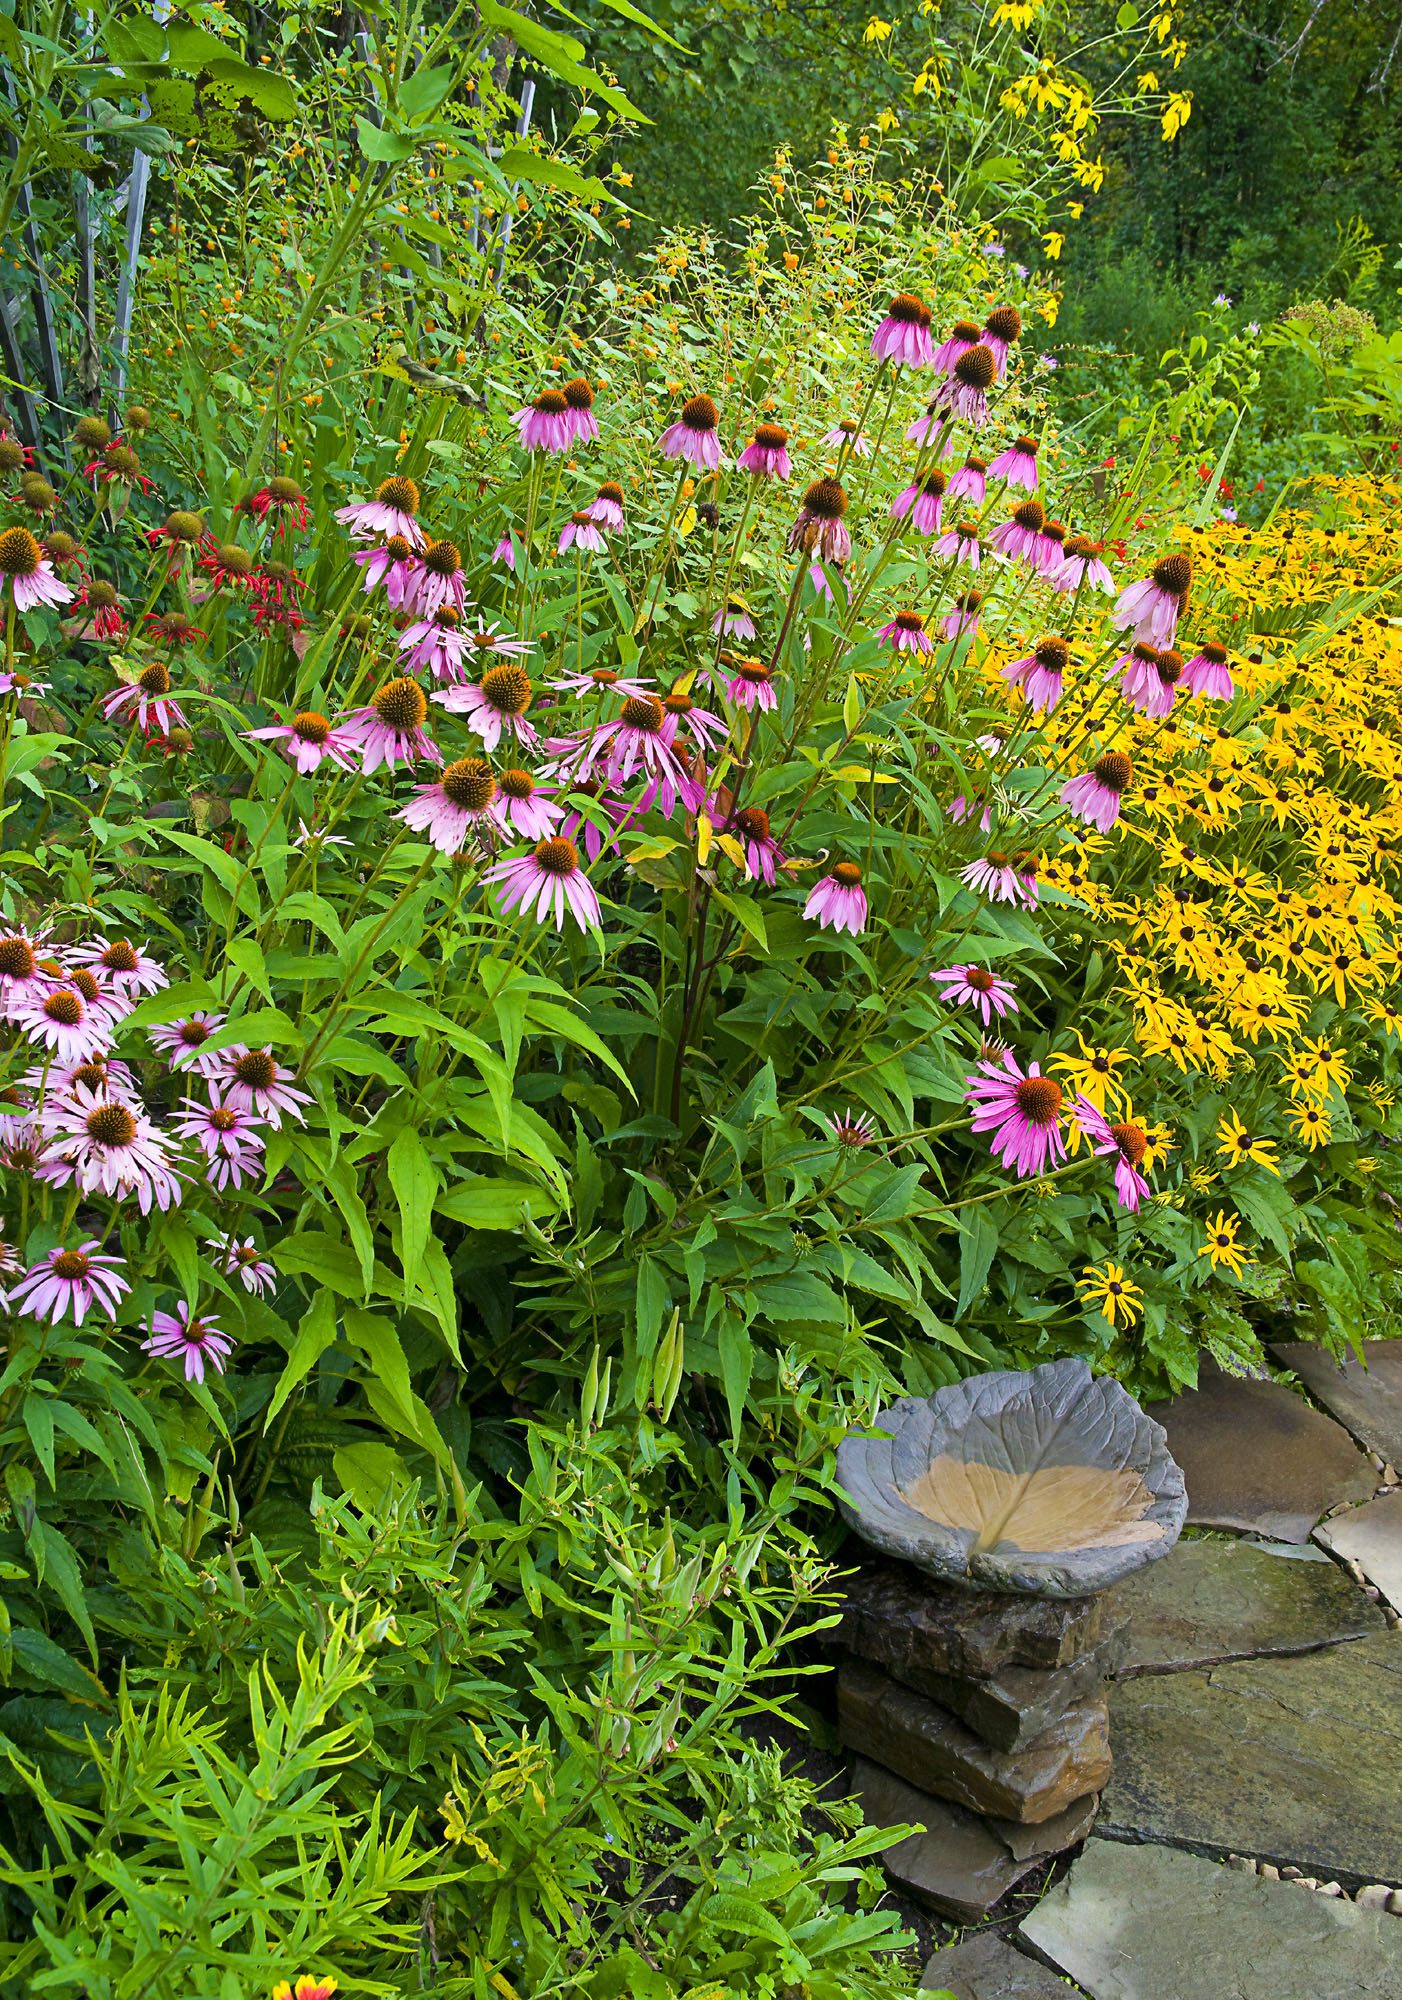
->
[1144, 1358, 1375, 1542]
[1111, 1534, 1384, 1675]
[1314, 1493, 1402, 1612]
[1272, 1339, 1402, 1466]
[921, 1929, 1082, 1997]
[1019, 1839, 1402, 1999]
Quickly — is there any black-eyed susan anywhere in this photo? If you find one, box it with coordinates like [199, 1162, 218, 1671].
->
[1287, 1102, 1332, 1150]
[1215, 1109, 1280, 1175]
[1078, 1261, 1142, 1327]
[1198, 1210, 1251, 1279]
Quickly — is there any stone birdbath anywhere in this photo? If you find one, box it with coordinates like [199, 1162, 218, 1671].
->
[836, 1356, 1188, 1598]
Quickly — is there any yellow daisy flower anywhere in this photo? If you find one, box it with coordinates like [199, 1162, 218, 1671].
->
[1287, 1102, 1331, 1150]
[1079, 1261, 1142, 1327]
[1050, 1036, 1133, 1114]
[1199, 1210, 1251, 1279]
[1216, 1109, 1280, 1176]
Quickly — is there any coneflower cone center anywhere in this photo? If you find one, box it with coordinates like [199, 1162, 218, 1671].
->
[1111, 1122, 1148, 1166]
[564, 378, 594, 409]
[179, 1020, 210, 1046]
[1014, 433, 1038, 455]
[1015, 1076, 1063, 1124]
[967, 968, 995, 991]
[735, 807, 770, 840]
[682, 393, 718, 431]
[1152, 551, 1193, 596]
[73, 1062, 108, 1090]
[598, 481, 624, 504]
[1034, 637, 1069, 672]
[233, 1050, 278, 1090]
[534, 390, 568, 415]
[833, 861, 863, 887]
[985, 305, 1022, 342]
[803, 477, 848, 519]
[922, 471, 948, 498]
[754, 422, 789, 449]
[424, 540, 461, 576]
[441, 758, 496, 811]
[87, 1103, 137, 1147]
[1013, 498, 1045, 531]
[137, 663, 173, 696]
[377, 475, 420, 513]
[293, 711, 331, 745]
[102, 941, 140, 973]
[536, 836, 579, 876]
[896, 611, 926, 632]
[1094, 751, 1135, 794]
[1201, 641, 1228, 664]
[46, 990, 83, 1024]
[735, 659, 771, 685]
[500, 768, 535, 800]
[384, 535, 413, 563]
[954, 344, 996, 389]
[268, 475, 304, 503]
[622, 695, 664, 733]
[482, 664, 532, 715]
[0, 527, 40, 577]
[53, 1250, 91, 1280]
[1157, 650, 1184, 685]
[71, 970, 101, 1003]
[374, 678, 427, 729]
[0, 938, 35, 977]
[888, 291, 927, 324]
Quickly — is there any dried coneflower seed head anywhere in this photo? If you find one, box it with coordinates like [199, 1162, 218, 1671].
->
[563, 377, 594, 410]
[1034, 636, 1069, 672]
[267, 476, 304, 504]
[1094, 750, 1134, 794]
[20, 475, 55, 509]
[833, 861, 863, 887]
[73, 415, 111, 451]
[1152, 550, 1193, 596]
[217, 544, 253, 575]
[163, 510, 203, 542]
[1111, 1121, 1148, 1166]
[234, 1049, 278, 1090]
[754, 421, 789, 448]
[803, 476, 848, 519]
[106, 445, 142, 479]
[0, 440, 25, 474]
[1012, 498, 1045, 532]
[985, 305, 1022, 344]
[373, 677, 428, 729]
[954, 345, 997, 390]
[423, 539, 461, 576]
[536, 836, 579, 876]
[682, 393, 719, 432]
[922, 469, 948, 498]
[1156, 649, 1184, 685]
[441, 757, 496, 811]
[293, 711, 331, 745]
[481, 663, 532, 715]
[887, 291, 927, 324]
[734, 807, 771, 840]
[377, 474, 420, 513]
[125, 405, 152, 432]
[0, 936, 35, 978]
[1015, 1075, 1063, 1123]
[0, 527, 40, 577]
[138, 662, 173, 695]
[622, 695, 664, 733]
[1200, 641, 1228, 664]
[597, 480, 624, 505]
[86, 1102, 137, 1147]
[43, 532, 79, 562]
[499, 768, 535, 800]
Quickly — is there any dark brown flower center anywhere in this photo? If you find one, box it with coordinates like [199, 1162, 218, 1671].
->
[440, 757, 496, 811]
[44, 990, 83, 1025]
[535, 836, 579, 876]
[72, 1061, 108, 1090]
[896, 611, 926, 632]
[682, 393, 719, 431]
[621, 695, 664, 734]
[86, 1103, 136, 1147]
[383, 534, 413, 563]
[0, 526, 40, 578]
[101, 941, 140, 973]
[377, 475, 420, 512]
[423, 539, 461, 576]
[1012, 498, 1046, 532]
[373, 677, 428, 730]
[888, 291, 927, 324]
[753, 422, 789, 449]
[481, 663, 532, 716]
[967, 968, 995, 991]
[1111, 1123, 1148, 1165]
[921, 470, 948, 498]
[1094, 751, 1134, 794]
[833, 861, 863, 887]
[0, 937, 35, 979]
[210, 1107, 239, 1132]
[734, 807, 771, 840]
[954, 344, 996, 389]
[597, 481, 624, 504]
[563, 377, 594, 410]
[735, 658, 772, 685]
[1015, 1076, 1063, 1124]
[1152, 550, 1193, 596]
[802, 476, 848, 520]
[533, 389, 568, 415]
[1034, 636, 1069, 671]
[1041, 521, 1067, 547]
[1200, 641, 1228, 664]
[53, 1250, 90, 1281]
[178, 1019, 209, 1046]
[1156, 650, 1183, 686]
[71, 969, 101, 1004]
[1013, 433, 1038, 455]
[985, 305, 1022, 342]
[292, 711, 332, 745]
[233, 1049, 278, 1090]
[499, 768, 535, 800]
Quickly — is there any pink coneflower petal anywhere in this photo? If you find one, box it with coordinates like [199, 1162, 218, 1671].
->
[10, 1239, 130, 1326]
[142, 1303, 235, 1384]
[803, 864, 867, 935]
[965, 1051, 1065, 1178]
[930, 964, 1019, 1025]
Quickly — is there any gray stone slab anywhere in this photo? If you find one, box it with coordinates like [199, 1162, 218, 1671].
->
[851, 1759, 1044, 1920]
[1145, 1357, 1375, 1542]
[1315, 1494, 1402, 1611]
[1100, 1633, 1402, 1884]
[888, 1627, 1128, 1752]
[1018, 1838, 1402, 1999]
[1273, 1339, 1402, 1465]
[1112, 1535, 1384, 1676]
[836, 1559, 1117, 1677]
[840, 1660, 1111, 1824]
[922, 1930, 1081, 1997]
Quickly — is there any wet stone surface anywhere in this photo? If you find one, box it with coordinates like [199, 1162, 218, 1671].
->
[1272, 1340, 1402, 1467]
[1018, 1838, 1402, 1999]
[1099, 1633, 1402, 1884]
[850, 1759, 1052, 1920]
[921, 1929, 1083, 1997]
[1144, 1357, 1375, 1543]
[1111, 1534, 1385, 1676]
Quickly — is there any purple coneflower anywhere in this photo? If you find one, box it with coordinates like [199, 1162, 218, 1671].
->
[13, 985, 106, 1064]
[434, 662, 537, 753]
[142, 1303, 234, 1384]
[171, 1096, 266, 1191]
[825, 1108, 878, 1147]
[70, 937, 167, 996]
[514, 388, 572, 454]
[724, 658, 779, 712]
[966, 1052, 1066, 1178]
[988, 496, 1045, 564]
[712, 594, 755, 640]
[563, 377, 599, 443]
[37, 1084, 181, 1212]
[575, 694, 702, 806]
[149, 1011, 228, 1078]
[932, 318, 981, 375]
[559, 512, 607, 555]
[397, 756, 499, 853]
[494, 531, 517, 570]
[660, 687, 727, 752]
[405, 538, 468, 619]
[1052, 536, 1115, 596]
[786, 477, 850, 563]
[737, 422, 792, 480]
[490, 767, 563, 841]
[988, 434, 1038, 492]
[245, 709, 360, 775]
[1180, 640, 1233, 700]
[10, 1240, 130, 1327]
[211, 1235, 276, 1296]
[1118, 642, 1180, 719]
[335, 474, 427, 548]
[485, 836, 600, 932]
[1079, 1105, 1151, 1212]
[557, 782, 635, 862]
[0, 668, 51, 699]
[354, 534, 416, 607]
[102, 662, 187, 736]
[822, 419, 872, 457]
[553, 665, 655, 701]
[942, 590, 985, 643]
[342, 676, 441, 774]
[960, 850, 1038, 908]
[1062, 750, 1134, 833]
[947, 792, 993, 835]
[933, 523, 983, 571]
[930, 964, 1019, 1025]
[213, 1046, 312, 1129]
[659, 394, 723, 471]
[0, 927, 53, 1016]
[1034, 519, 1069, 576]
[946, 456, 988, 506]
[67, 963, 129, 1029]
[722, 805, 787, 886]
[935, 344, 997, 426]
[890, 468, 947, 536]
[979, 305, 1022, 380]
[398, 607, 471, 683]
[24, 1053, 139, 1103]
[461, 618, 531, 665]
[1113, 550, 1192, 647]
[871, 291, 934, 368]
[0, 525, 73, 612]
[878, 611, 933, 656]
[1001, 635, 1068, 713]
[586, 480, 625, 528]
[804, 862, 867, 935]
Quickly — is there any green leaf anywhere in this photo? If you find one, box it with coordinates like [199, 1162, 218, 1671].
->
[496, 147, 608, 202]
[842, 673, 861, 733]
[278, 1232, 366, 1296]
[265, 1288, 338, 1428]
[717, 1320, 752, 1441]
[388, 1127, 438, 1305]
[398, 63, 456, 118]
[956, 1211, 999, 1319]
[702, 1890, 792, 1949]
[33, 1523, 96, 1660]
[8, 1626, 108, 1704]
[356, 114, 416, 164]
[1115, 3, 1140, 27]
[435, 1177, 559, 1229]
[162, 1218, 204, 1308]
[333, 1440, 414, 1512]
[634, 1255, 669, 1366]
[1231, 1178, 1296, 1261]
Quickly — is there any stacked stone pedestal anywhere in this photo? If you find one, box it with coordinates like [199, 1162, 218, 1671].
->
[836, 1558, 1127, 1920]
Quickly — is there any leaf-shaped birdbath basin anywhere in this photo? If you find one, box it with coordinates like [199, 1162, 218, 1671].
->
[837, 1357, 1187, 1597]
